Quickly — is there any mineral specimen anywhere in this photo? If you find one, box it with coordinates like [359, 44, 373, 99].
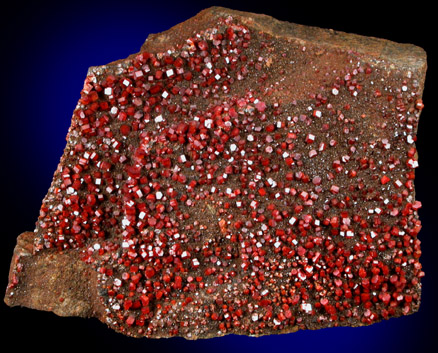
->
[5, 6, 427, 339]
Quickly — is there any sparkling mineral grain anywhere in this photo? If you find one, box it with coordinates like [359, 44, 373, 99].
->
[5, 7, 427, 339]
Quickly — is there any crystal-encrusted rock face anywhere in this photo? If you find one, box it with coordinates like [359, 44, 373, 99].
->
[5, 7, 427, 339]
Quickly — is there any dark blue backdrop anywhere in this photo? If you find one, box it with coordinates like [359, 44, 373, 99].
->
[1, 1, 436, 352]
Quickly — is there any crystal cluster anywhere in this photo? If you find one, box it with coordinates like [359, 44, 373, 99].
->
[6, 7, 426, 339]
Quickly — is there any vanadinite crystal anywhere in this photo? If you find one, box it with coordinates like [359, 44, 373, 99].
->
[5, 7, 427, 339]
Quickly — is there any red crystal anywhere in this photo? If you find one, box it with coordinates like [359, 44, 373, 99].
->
[120, 124, 131, 136]
[381, 175, 391, 185]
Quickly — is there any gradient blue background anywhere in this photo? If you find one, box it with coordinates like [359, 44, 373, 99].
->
[1, 1, 436, 351]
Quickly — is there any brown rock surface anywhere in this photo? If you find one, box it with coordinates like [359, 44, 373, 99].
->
[5, 6, 427, 339]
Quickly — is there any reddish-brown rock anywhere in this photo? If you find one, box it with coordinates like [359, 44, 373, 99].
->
[5, 6, 427, 339]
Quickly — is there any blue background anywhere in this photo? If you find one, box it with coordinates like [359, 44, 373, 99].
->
[1, 1, 436, 352]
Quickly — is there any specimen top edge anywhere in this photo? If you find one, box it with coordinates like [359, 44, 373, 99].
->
[89, 6, 427, 84]
[204, 7, 427, 68]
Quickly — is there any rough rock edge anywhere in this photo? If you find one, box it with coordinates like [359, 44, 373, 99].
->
[5, 232, 105, 319]
[5, 6, 427, 339]
[90, 6, 427, 89]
